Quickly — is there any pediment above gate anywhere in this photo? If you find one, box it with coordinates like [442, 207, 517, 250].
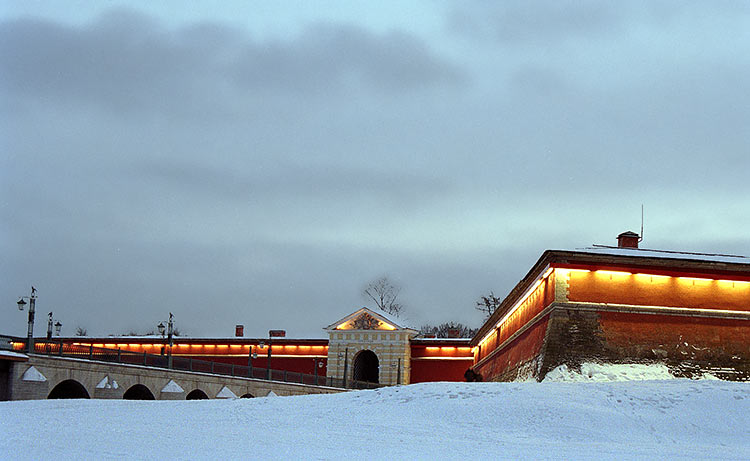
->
[324, 307, 409, 332]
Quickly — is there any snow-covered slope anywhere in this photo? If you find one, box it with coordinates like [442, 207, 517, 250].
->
[2, 380, 748, 460]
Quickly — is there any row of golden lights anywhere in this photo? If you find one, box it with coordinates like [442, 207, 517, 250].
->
[14, 342, 473, 356]
[476, 266, 750, 350]
[72, 343, 328, 352]
[423, 346, 473, 354]
[559, 268, 750, 285]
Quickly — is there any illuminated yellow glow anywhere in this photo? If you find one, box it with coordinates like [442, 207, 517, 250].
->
[543, 267, 554, 278]
[718, 279, 750, 285]
[596, 270, 632, 276]
[426, 347, 440, 351]
[635, 273, 670, 279]
[556, 268, 590, 274]
[678, 277, 712, 282]
[336, 322, 349, 330]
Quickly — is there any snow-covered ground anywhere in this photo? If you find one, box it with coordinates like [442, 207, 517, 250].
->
[2, 366, 749, 460]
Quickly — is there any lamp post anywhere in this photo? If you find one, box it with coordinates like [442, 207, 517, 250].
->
[248, 344, 258, 377]
[338, 348, 349, 388]
[266, 334, 272, 380]
[45, 312, 62, 354]
[47, 312, 62, 339]
[157, 312, 174, 368]
[16, 286, 38, 353]
[258, 340, 266, 379]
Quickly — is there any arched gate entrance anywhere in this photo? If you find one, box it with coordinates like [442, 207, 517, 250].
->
[352, 350, 379, 383]
[48, 379, 90, 399]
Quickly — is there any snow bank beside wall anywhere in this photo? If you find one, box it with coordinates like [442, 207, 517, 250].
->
[542, 362, 723, 382]
[1, 380, 749, 460]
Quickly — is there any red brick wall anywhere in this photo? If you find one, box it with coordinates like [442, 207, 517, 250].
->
[477, 274, 555, 363]
[474, 317, 549, 381]
[568, 271, 750, 311]
[599, 311, 750, 362]
[410, 359, 474, 383]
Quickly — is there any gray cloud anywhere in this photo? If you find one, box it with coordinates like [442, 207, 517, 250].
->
[447, 1, 750, 44]
[2, 4, 749, 339]
[0, 9, 465, 120]
[233, 23, 466, 94]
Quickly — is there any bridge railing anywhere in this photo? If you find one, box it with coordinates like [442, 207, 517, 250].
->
[23, 340, 380, 390]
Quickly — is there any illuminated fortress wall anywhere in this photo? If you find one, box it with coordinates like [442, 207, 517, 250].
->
[472, 250, 750, 382]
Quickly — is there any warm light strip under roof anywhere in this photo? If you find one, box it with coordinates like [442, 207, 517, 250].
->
[477, 265, 750, 348]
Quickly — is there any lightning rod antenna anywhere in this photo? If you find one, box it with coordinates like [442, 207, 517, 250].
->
[639, 204, 644, 243]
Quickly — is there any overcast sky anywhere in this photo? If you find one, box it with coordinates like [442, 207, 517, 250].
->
[2, 1, 749, 338]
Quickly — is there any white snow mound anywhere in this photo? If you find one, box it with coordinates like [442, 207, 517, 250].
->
[543, 363, 676, 382]
[1, 380, 749, 460]
[161, 380, 184, 393]
[21, 366, 47, 382]
[216, 386, 237, 399]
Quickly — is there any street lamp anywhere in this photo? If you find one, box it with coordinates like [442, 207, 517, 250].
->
[266, 335, 272, 380]
[248, 344, 258, 377]
[47, 312, 62, 339]
[258, 340, 266, 379]
[157, 313, 174, 368]
[338, 348, 349, 388]
[15, 286, 38, 353]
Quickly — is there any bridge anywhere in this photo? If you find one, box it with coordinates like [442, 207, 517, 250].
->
[1, 340, 374, 401]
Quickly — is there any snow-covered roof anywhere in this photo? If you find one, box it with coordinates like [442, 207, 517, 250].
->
[411, 337, 473, 343]
[563, 245, 750, 265]
[324, 307, 416, 331]
[0, 350, 29, 361]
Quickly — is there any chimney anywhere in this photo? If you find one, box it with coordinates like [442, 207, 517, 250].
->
[235, 324, 244, 337]
[617, 231, 640, 249]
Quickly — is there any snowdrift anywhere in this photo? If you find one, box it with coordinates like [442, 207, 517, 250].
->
[1, 377, 748, 460]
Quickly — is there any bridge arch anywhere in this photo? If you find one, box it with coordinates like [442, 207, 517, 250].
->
[352, 349, 379, 383]
[123, 384, 155, 400]
[48, 379, 90, 399]
[186, 389, 209, 400]
[240, 393, 255, 398]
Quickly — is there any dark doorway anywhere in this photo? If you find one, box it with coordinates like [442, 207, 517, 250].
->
[123, 384, 155, 400]
[352, 350, 379, 383]
[0, 361, 10, 401]
[186, 389, 209, 400]
[48, 379, 90, 399]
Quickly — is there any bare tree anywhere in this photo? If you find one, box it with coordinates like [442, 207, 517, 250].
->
[75, 326, 88, 336]
[475, 291, 503, 320]
[363, 276, 403, 317]
[419, 322, 477, 338]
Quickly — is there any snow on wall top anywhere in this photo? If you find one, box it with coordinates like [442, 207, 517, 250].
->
[161, 380, 184, 393]
[0, 350, 28, 361]
[216, 386, 237, 399]
[22, 366, 47, 382]
[96, 376, 119, 389]
[563, 245, 750, 266]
